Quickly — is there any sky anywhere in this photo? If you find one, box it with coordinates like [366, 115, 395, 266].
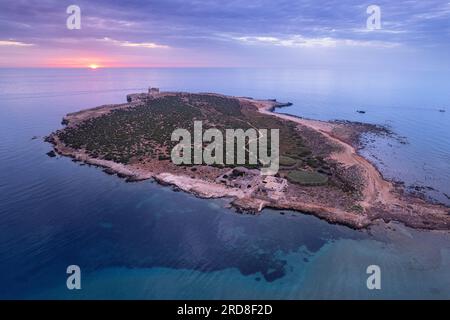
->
[0, 0, 449, 69]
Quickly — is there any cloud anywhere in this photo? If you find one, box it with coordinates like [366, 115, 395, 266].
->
[352, 28, 407, 35]
[0, 0, 447, 68]
[84, 17, 138, 31]
[234, 35, 337, 47]
[411, 2, 450, 21]
[101, 37, 169, 49]
[0, 40, 34, 47]
[232, 34, 400, 48]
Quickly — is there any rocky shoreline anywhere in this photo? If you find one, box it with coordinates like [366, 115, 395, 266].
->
[46, 91, 450, 231]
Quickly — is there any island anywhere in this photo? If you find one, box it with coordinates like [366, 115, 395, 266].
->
[45, 88, 450, 230]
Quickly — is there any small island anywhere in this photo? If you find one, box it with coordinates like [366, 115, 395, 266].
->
[46, 89, 450, 230]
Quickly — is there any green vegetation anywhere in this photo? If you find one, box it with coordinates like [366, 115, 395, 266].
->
[279, 156, 297, 166]
[57, 93, 330, 183]
[350, 204, 365, 213]
[286, 170, 329, 186]
[58, 95, 205, 164]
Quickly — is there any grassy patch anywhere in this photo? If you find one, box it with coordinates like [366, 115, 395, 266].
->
[279, 156, 297, 166]
[350, 204, 365, 213]
[286, 170, 329, 186]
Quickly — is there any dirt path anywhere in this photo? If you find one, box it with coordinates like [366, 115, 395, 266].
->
[250, 99, 397, 209]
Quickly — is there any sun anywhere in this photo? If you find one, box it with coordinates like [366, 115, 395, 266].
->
[88, 64, 99, 69]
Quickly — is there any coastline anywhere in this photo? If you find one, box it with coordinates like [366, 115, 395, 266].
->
[46, 92, 450, 231]
[251, 98, 395, 209]
[252, 98, 449, 230]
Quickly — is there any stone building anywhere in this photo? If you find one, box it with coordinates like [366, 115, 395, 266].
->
[149, 87, 160, 95]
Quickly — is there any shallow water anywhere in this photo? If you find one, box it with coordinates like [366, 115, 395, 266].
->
[0, 68, 449, 299]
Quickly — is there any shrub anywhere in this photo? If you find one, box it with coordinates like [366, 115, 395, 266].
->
[286, 170, 328, 186]
[305, 157, 320, 168]
[279, 156, 297, 166]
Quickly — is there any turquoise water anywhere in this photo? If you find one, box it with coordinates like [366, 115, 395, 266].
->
[0, 68, 449, 299]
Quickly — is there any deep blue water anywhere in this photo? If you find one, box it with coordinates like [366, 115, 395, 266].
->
[0, 68, 449, 299]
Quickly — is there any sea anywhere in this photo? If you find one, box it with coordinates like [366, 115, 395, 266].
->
[0, 67, 449, 299]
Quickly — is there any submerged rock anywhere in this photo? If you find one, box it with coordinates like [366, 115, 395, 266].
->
[103, 168, 115, 175]
[46, 150, 56, 158]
